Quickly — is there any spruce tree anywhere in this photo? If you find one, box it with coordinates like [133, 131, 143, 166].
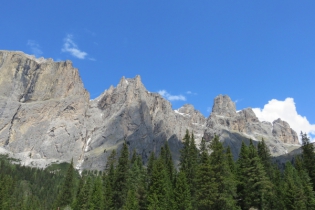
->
[179, 129, 190, 173]
[179, 130, 198, 206]
[103, 162, 115, 209]
[123, 190, 139, 210]
[173, 171, 192, 210]
[56, 159, 75, 208]
[226, 146, 236, 173]
[195, 138, 216, 209]
[301, 132, 315, 190]
[113, 141, 130, 209]
[237, 140, 273, 209]
[208, 135, 238, 209]
[147, 156, 173, 209]
[74, 177, 92, 210]
[161, 141, 175, 182]
[282, 162, 306, 210]
[89, 176, 104, 210]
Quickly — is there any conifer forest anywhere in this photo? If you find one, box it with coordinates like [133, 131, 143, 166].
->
[1, 131, 315, 210]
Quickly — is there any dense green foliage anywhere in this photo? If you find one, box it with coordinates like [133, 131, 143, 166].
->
[1, 132, 315, 210]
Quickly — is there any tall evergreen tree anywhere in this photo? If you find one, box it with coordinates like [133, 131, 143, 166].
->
[301, 132, 315, 190]
[105, 149, 117, 173]
[282, 162, 306, 210]
[226, 146, 236, 173]
[123, 190, 139, 210]
[208, 135, 238, 210]
[179, 129, 190, 173]
[74, 177, 92, 210]
[179, 130, 198, 205]
[89, 176, 104, 210]
[237, 140, 273, 209]
[56, 159, 75, 208]
[173, 171, 192, 210]
[113, 141, 130, 209]
[161, 141, 175, 183]
[195, 138, 216, 209]
[147, 156, 173, 209]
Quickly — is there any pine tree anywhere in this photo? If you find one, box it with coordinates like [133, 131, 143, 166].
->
[301, 132, 315, 190]
[226, 146, 235, 173]
[89, 176, 104, 210]
[123, 190, 139, 210]
[74, 177, 92, 210]
[208, 135, 238, 209]
[147, 156, 173, 209]
[195, 138, 216, 209]
[282, 162, 306, 210]
[258, 138, 273, 178]
[179, 129, 190, 173]
[173, 171, 192, 210]
[103, 163, 114, 209]
[237, 140, 273, 209]
[179, 130, 198, 206]
[113, 141, 130, 209]
[188, 132, 198, 204]
[105, 149, 117, 173]
[56, 159, 75, 208]
[161, 141, 175, 182]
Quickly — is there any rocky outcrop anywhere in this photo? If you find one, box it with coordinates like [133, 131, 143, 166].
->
[204, 95, 300, 159]
[0, 51, 89, 166]
[79, 76, 206, 170]
[272, 118, 299, 144]
[0, 51, 301, 170]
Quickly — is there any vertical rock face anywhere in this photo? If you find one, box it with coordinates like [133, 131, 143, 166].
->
[204, 95, 300, 159]
[212, 95, 237, 117]
[0, 51, 301, 170]
[80, 76, 206, 170]
[0, 51, 89, 166]
[272, 118, 299, 144]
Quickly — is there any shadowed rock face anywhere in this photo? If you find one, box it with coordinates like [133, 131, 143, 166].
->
[80, 76, 206, 170]
[0, 51, 301, 170]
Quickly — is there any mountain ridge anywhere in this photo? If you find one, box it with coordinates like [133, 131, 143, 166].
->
[0, 50, 300, 170]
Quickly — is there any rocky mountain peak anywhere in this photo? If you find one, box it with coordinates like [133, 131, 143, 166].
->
[211, 94, 236, 117]
[177, 104, 195, 114]
[118, 75, 143, 89]
[0, 51, 302, 171]
[272, 118, 299, 144]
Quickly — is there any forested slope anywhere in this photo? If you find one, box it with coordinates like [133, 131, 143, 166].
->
[1, 132, 314, 210]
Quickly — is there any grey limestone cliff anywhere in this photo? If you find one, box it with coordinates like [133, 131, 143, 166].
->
[204, 95, 300, 159]
[0, 51, 89, 167]
[79, 76, 206, 170]
[0, 50, 301, 170]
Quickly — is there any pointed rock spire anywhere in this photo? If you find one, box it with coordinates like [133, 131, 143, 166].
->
[211, 95, 236, 117]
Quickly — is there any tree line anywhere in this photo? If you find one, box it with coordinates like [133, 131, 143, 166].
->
[1, 131, 315, 209]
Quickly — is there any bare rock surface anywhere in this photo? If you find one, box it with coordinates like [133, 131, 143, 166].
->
[79, 76, 206, 170]
[0, 50, 301, 170]
[204, 95, 300, 159]
[0, 51, 89, 165]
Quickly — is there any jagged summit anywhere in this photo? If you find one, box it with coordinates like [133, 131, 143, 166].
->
[211, 94, 237, 117]
[0, 51, 301, 170]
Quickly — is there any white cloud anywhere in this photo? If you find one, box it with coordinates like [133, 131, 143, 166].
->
[207, 107, 212, 112]
[252, 98, 315, 141]
[158, 90, 186, 101]
[27, 40, 42, 57]
[62, 34, 87, 59]
[186, 91, 197, 95]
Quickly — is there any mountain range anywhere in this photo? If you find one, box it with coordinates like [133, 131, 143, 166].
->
[0, 50, 300, 171]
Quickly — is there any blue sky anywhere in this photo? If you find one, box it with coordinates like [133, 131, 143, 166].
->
[1, 1, 315, 139]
